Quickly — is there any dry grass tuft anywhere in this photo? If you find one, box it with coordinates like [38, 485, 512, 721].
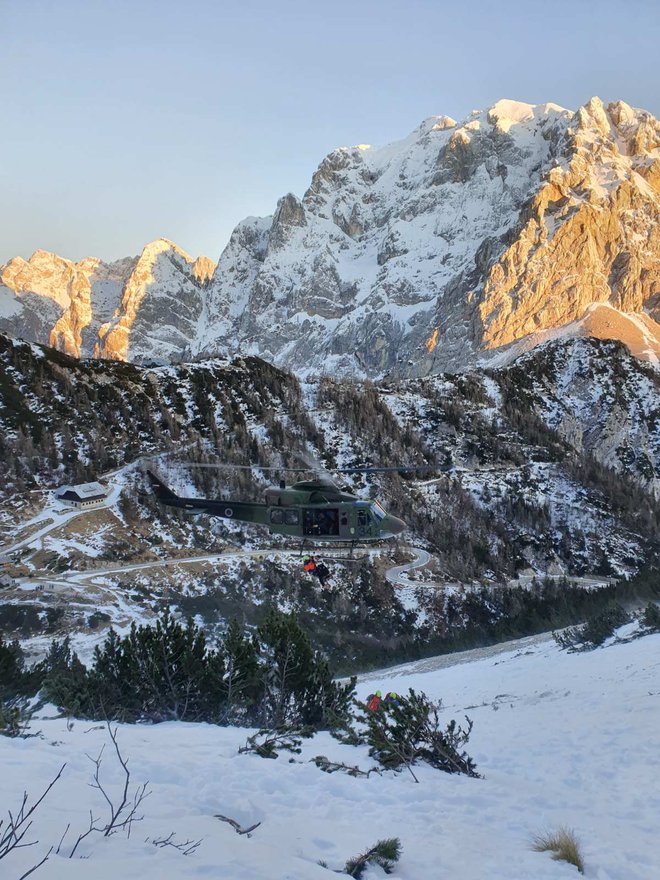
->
[531, 826, 585, 874]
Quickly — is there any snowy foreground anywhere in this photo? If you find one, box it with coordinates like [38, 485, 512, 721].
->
[3, 633, 659, 880]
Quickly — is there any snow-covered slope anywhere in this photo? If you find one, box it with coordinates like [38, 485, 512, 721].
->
[2, 97, 658, 375]
[2, 629, 658, 879]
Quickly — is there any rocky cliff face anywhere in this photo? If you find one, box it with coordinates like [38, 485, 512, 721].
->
[196, 103, 564, 373]
[1, 98, 658, 374]
[478, 98, 660, 354]
[0, 240, 215, 363]
[195, 97, 660, 376]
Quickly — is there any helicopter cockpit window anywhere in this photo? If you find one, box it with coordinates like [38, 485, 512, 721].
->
[370, 501, 387, 521]
[284, 509, 299, 525]
[270, 509, 285, 524]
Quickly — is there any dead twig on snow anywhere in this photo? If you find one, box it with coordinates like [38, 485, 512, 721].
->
[214, 814, 261, 837]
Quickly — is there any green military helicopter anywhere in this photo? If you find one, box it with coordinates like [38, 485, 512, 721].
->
[147, 466, 411, 546]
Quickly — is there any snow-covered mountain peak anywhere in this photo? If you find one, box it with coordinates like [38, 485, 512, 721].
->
[1, 249, 96, 309]
[139, 237, 193, 263]
[2, 97, 659, 376]
[485, 98, 570, 133]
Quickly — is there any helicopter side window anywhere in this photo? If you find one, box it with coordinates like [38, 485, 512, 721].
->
[270, 509, 285, 524]
[284, 509, 299, 525]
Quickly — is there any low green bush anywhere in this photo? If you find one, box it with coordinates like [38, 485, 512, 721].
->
[36, 609, 355, 729]
[554, 604, 629, 651]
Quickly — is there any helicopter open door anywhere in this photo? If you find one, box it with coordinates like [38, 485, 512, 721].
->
[303, 508, 340, 537]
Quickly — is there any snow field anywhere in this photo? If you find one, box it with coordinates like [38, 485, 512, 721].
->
[2, 631, 659, 879]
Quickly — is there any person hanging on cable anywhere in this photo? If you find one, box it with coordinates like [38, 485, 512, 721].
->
[302, 554, 330, 587]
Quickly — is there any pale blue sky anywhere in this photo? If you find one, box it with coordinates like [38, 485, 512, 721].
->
[1, 0, 658, 265]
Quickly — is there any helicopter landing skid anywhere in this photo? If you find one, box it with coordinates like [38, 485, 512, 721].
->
[297, 540, 366, 560]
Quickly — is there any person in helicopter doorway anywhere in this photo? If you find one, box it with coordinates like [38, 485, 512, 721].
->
[302, 554, 330, 587]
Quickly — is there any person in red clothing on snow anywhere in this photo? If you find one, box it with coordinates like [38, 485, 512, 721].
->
[366, 690, 382, 712]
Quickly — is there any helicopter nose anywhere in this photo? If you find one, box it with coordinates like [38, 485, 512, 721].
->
[383, 515, 406, 537]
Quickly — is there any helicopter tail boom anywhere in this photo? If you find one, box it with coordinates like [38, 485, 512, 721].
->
[147, 470, 180, 504]
[147, 470, 270, 524]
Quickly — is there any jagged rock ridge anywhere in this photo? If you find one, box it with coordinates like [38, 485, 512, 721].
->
[0, 240, 216, 362]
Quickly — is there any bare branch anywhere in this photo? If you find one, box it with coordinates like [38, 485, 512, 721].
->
[0, 764, 65, 879]
[17, 846, 53, 880]
[67, 725, 150, 857]
[1, 765, 66, 858]
[148, 831, 203, 856]
[55, 823, 70, 856]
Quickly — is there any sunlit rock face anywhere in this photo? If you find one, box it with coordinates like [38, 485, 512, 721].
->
[196, 97, 660, 377]
[0, 241, 216, 363]
[477, 99, 660, 356]
[95, 239, 213, 363]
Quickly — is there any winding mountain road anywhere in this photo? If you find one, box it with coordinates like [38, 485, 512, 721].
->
[384, 547, 433, 588]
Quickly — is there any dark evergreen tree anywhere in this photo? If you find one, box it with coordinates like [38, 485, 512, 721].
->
[0, 635, 26, 700]
[641, 602, 660, 631]
[220, 619, 260, 723]
[257, 610, 355, 728]
[39, 637, 91, 716]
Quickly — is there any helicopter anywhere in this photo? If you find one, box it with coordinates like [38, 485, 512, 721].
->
[146, 465, 415, 547]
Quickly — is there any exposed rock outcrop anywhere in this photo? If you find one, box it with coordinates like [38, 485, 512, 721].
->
[477, 99, 660, 353]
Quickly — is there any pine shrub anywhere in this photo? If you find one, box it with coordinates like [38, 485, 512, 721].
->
[344, 837, 402, 877]
[641, 602, 660, 631]
[555, 604, 629, 651]
[34, 609, 355, 728]
[258, 609, 355, 728]
[0, 698, 33, 738]
[363, 689, 478, 778]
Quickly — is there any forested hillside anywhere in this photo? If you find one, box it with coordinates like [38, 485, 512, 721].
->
[2, 332, 660, 582]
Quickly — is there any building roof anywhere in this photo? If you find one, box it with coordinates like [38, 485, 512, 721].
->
[55, 481, 107, 501]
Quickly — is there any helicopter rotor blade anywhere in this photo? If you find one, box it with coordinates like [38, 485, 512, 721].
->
[143, 452, 451, 476]
[333, 464, 450, 474]
[145, 461, 312, 472]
